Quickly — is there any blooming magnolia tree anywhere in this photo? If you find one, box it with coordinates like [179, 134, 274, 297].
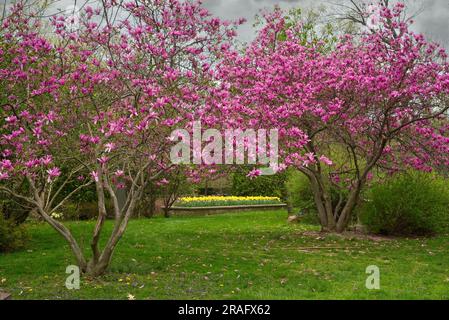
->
[216, 3, 449, 232]
[0, 4, 95, 264]
[1, 0, 238, 275]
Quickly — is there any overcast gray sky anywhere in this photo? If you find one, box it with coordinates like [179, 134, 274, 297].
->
[201, 0, 449, 47]
[42, 0, 449, 48]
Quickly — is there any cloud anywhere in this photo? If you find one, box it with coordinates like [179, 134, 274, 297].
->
[202, 0, 449, 48]
[202, 0, 317, 43]
[410, 0, 449, 48]
[9, 0, 446, 48]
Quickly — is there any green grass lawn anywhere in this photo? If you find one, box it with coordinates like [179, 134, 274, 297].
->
[0, 210, 448, 300]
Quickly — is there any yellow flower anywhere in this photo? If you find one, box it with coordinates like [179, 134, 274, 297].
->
[127, 293, 135, 300]
[178, 195, 281, 204]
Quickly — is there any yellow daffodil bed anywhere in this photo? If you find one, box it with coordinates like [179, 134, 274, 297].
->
[176, 196, 282, 207]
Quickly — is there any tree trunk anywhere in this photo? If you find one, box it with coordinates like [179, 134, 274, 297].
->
[336, 183, 362, 232]
[306, 174, 364, 233]
[147, 195, 156, 217]
[35, 206, 88, 271]
[85, 190, 141, 276]
[86, 259, 109, 277]
[308, 175, 335, 231]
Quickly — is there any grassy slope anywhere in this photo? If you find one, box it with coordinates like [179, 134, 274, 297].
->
[0, 210, 448, 300]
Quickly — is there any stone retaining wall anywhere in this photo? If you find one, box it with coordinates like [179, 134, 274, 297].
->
[164, 204, 287, 216]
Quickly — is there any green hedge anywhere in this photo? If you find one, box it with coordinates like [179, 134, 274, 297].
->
[231, 171, 287, 199]
[0, 214, 28, 252]
[360, 172, 449, 236]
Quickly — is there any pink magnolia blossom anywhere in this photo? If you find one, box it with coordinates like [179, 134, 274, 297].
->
[246, 168, 262, 179]
[319, 156, 333, 166]
[0, 172, 10, 180]
[46, 167, 61, 182]
[114, 170, 124, 177]
[97, 156, 109, 165]
[90, 171, 99, 182]
[156, 178, 170, 186]
[40, 155, 53, 166]
[104, 143, 115, 153]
